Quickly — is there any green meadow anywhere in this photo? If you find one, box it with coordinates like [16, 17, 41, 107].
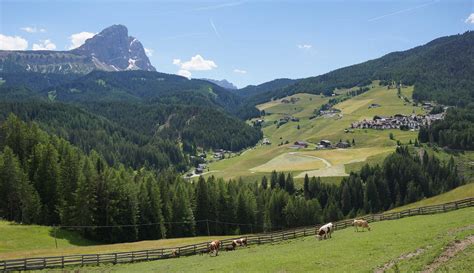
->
[68, 207, 474, 273]
[205, 83, 422, 182]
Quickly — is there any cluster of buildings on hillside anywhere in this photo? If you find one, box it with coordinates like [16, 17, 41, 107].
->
[289, 140, 352, 150]
[316, 140, 351, 149]
[281, 97, 300, 104]
[350, 113, 445, 131]
[277, 115, 300, 126]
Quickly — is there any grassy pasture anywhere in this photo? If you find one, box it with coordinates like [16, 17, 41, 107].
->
[205, 84, 422, 182]
[0, 221, 235, 260]
[0, 221, 96, 256]
[70, 207, 474, 272]
[389, 183, 474, 212]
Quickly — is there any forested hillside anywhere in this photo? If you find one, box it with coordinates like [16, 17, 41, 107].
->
[419, 104, 474, 150]
[0, 116, 462, 243]
[0, 70, 263, 169]
[0, 101, 186, 170]
[246, 31, 474, 107]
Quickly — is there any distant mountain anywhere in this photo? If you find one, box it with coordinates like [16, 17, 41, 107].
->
[0, 24, 155, 74]
[72, 24, 155, 71]
[247, 31, 474, 107]
[236, 78, 297, 98]
[201, 78, 238, 90]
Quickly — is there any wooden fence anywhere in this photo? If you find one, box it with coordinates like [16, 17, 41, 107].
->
[1, 197, 473, 271]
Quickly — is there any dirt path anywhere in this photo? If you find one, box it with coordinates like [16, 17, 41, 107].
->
[421, 235, 474, 273]
[184, 170, 222, 179]
[290, 153, 332, 168]
[374, 247, 429, 273]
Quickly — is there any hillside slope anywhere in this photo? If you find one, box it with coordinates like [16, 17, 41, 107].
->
[248, 31, 474, 106]
[78, 207, 474, 272]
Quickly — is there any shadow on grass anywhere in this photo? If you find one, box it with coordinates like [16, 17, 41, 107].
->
[48, 228, 100, 247]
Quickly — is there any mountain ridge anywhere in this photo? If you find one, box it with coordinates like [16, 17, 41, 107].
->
[0, 24, 155, 74]
[245, 31, 474, 107]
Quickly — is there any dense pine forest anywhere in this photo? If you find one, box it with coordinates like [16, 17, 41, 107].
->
[0, 69, 264, 167]
[0, 115, 462, 243]
[419, 104, 474, 150]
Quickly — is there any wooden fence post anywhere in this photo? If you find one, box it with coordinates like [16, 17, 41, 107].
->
[97, 254, 99, 265]
[61, 256, 64, 268]
[114, 253, 117, 264]
[146, 250, 149, 261]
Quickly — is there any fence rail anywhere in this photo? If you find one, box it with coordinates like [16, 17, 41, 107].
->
[2, 197, 473, 271]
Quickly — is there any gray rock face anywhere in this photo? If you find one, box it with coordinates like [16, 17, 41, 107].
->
[0, 24, 155, 74]
[72, 24, 155, 71]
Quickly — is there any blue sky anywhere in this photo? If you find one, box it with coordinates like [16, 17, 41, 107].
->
[1, 0, 473, 87]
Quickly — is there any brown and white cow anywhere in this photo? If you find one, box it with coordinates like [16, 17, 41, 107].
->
[353, 219, 371, 232]
[209, 240, 221, 256]
[316, 222, 334, 240]
[231, 237, 248, 248]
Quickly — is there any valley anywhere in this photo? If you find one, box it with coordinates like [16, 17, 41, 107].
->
[205, 83, 423, 182]
[0, 10, 473, 271]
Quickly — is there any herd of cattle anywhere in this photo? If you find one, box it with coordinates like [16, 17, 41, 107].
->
[171, 219, 372, 257]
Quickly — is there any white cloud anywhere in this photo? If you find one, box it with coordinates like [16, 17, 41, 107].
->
[465, 13, 474, 24]
[178, 69, 192, 79]
[173, 55, 217, 79]
[0, 34, 28, 50]
[297, 44, 312, 50]
[233, 69, 247, 74]
[144, 48, 154, 57]
[32, 39, 56, 50]
[68, 31, 95, 49]
[21, 26, 46, 33]
[173, 54, 217, 71]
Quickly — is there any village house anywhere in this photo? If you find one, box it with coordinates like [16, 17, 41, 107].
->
[294, 141, 309, 148]
[317, 140, 332, 149]
[336, 141, 350, 149]
[262, 138, 271, 145]
[368, 103, 381, 109]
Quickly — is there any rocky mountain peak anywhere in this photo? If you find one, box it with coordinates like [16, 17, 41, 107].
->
[72, 24, 155, 72]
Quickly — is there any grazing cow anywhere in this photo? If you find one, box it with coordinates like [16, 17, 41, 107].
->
[353, 219, 371, 232]
[209, 240, 221, 256]
[231, 237, 248, 248]
[316, 222, 334, 241]
[171, 249, 180, 258]
[225, 244, 235, 251]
